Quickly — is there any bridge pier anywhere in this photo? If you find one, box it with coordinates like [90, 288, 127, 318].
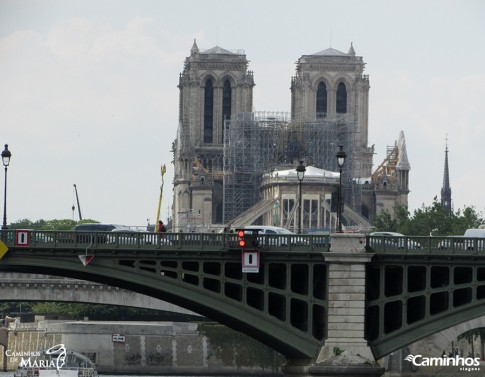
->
[283, 234, 384, 377]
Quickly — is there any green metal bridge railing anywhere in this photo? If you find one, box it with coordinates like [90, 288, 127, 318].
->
[0, 230, 331, 252]
[2, 230, 485, 254]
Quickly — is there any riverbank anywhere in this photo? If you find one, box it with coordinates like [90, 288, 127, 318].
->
[1, 320, 283, 375]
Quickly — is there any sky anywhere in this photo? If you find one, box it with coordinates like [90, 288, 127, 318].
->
[1, 0, 484, 228]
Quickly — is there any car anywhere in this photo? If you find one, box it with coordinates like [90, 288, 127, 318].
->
[368, 231, 422, 250]
[73, 223, 133, 244]
[438, 229, 485, 251]
[107, 227, 148, 245]
[243, 226, 307, 247]
[464, 228, 485, 238]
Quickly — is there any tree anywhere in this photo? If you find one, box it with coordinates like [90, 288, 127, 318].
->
[373, 205, 410, 232]
[373, 209, 396, 232]
[452, 206, 484, 235]
[9, 219, 99, 231]
[372, 198, 484, 236]
[400, 199, 454, 236]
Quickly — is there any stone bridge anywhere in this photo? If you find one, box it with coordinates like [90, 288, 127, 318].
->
[2, 229, 485, 376]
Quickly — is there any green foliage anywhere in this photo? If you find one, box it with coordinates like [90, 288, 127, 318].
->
[32, 302, 86, 317]
[373, 197, 484, 236]
[1, 301, 184, 322]
[373, 206, 410, 232]
[27, 302, 182, 321]
[457, 328, 479, 343]
[333, 346, 344, 356]
[0, 302, 33, 315]
[8, 218, 99, 231]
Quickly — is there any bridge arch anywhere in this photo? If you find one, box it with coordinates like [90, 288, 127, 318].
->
[367, 253, 485, 359]
[407, 316, 485, 358]
[0, 273, 199, 317]
[1, 246, 325, 360]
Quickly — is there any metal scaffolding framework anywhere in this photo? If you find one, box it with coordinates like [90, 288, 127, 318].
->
[223, 112, 357, 223]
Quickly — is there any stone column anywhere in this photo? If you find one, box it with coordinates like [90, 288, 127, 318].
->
[319, 233, 373, 361]
[283, 233, 384, 377]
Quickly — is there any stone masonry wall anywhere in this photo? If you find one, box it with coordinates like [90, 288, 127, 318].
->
[1, 321, 283, 375]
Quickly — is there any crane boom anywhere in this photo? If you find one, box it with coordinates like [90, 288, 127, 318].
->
[73, 184, 82, 221]
[155, 165, 167, 226]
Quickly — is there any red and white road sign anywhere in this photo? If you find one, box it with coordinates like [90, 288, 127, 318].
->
[15, 230, 30, 246]
[79, 255, 94, 266]
[242, 250, 260, 273]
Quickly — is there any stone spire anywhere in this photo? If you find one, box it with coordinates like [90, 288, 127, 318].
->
[348, 42, 356, 56]
[396, 131, 410, 170]
[190, 38, 199, 55]
[441, 138, 452, 216]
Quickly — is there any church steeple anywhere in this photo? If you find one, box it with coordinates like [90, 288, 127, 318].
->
[441, 137, 452, 216]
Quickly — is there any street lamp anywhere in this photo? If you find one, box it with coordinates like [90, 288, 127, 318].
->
[2, 144, 12, 230]
[336, 146, 346, 233]
[296, 160, 306, 234]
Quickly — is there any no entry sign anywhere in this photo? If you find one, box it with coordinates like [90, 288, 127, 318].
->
[15, 230, 30, 247]
[242, 250, 260, 273]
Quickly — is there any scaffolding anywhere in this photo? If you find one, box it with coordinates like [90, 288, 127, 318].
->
[223, 112, 357, 223]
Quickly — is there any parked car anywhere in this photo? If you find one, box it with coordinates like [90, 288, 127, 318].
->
[243, 226, 307, 247]
[438, 229, 485, 251]
[368, 231, 422, 250]
[107, 228, 151, 245]
[73, 223, 132, 244]
[464, 228, 485, 238]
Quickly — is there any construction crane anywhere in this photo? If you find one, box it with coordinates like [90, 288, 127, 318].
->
[155, 165, 167, 227]
[73, 184, 82, 221]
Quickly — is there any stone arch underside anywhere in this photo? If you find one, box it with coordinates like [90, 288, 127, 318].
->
[0, 256, 320, 360]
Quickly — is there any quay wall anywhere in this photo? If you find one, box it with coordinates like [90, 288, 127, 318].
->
[1, 320, 283, 375]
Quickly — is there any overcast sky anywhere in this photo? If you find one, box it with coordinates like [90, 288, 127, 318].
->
[1, 0, 484, 228]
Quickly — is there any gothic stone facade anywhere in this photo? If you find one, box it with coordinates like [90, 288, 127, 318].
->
[172, 41, 409, 231]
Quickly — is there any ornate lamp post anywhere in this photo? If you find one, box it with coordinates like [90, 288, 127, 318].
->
[336, 146, 346, 233]
[2, 144, 12, 230]
[296, 160, 306, 234]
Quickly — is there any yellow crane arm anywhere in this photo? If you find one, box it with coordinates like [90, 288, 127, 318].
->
[155, 164, 167, 227]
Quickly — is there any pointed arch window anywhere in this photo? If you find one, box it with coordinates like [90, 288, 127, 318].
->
[204, 79, 214, 143]
[222, 79, 232, 140]
[336, 82, 347, 113]
[316, 81, 327, 118]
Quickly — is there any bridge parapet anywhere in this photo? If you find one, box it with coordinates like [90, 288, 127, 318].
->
[0, 229, 330, 252]
[4, 229, 485, 255]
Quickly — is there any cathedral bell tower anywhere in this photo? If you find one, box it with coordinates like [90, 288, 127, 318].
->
[290, 43, 373, 178]
[172, 40, 255, 231]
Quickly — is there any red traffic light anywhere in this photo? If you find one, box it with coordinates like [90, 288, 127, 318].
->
[237, 230, 246, 247]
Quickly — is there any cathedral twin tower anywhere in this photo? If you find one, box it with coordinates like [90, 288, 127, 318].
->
[172, 40, 403, 231]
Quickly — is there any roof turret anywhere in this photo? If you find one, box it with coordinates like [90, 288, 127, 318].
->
[190, 39, 199, 55]
[396, 131, 410, 170]
[348, 42, 356, 56]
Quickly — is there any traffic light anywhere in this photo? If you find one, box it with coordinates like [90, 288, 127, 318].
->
[236, 229, 259, 249]
[237, 230, 246, 248]
[247, 231, 259, 248]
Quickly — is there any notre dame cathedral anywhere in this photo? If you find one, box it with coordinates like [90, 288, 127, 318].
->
[171, 40, 410, 232]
